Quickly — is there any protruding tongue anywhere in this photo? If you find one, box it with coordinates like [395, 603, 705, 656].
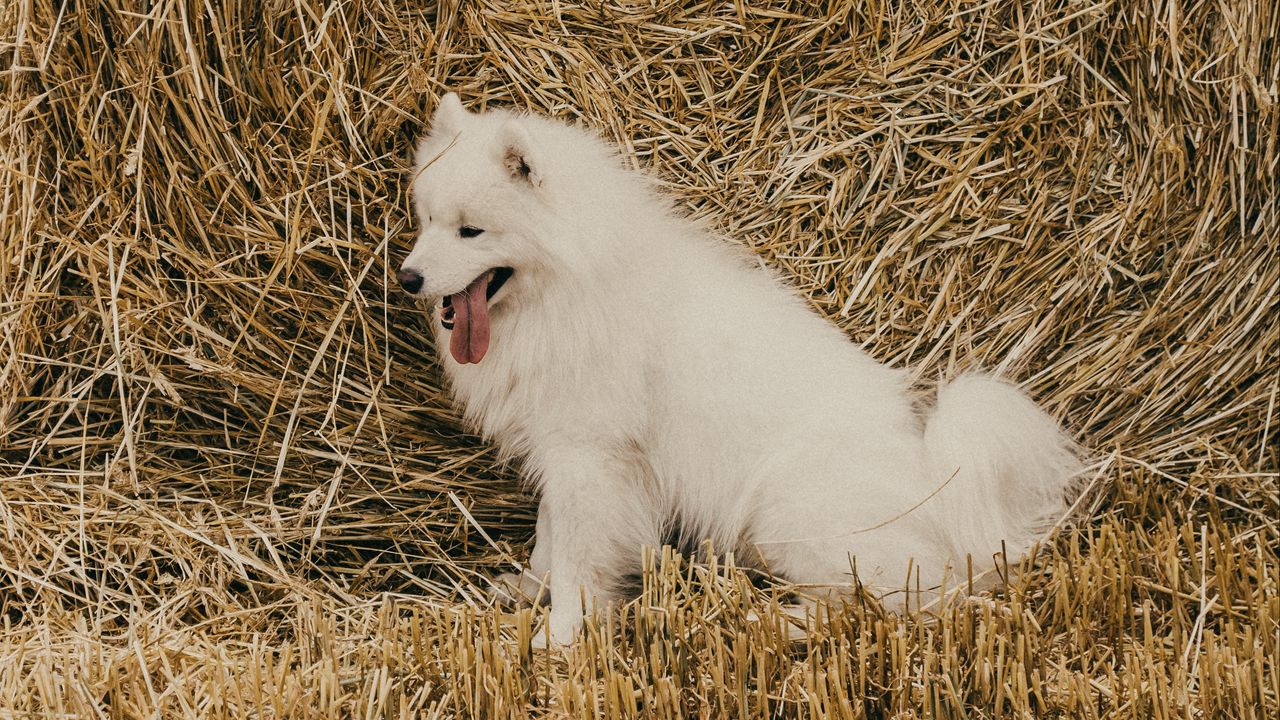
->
[448, 270, 494, 364]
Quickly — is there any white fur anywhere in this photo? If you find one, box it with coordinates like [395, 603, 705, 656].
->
[402, 94, 1083, 646]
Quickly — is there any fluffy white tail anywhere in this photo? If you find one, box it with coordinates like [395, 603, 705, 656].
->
[923, 375, 1082, 570]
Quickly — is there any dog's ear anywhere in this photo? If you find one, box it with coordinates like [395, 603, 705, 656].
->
[499, 120, 542, 187]
[431, 92, 466, 134]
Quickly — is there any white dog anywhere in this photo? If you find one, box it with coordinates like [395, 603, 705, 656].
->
[398, 93, 1081, 646]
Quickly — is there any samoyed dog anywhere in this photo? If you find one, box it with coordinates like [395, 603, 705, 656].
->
[398, 93, 1081, 646]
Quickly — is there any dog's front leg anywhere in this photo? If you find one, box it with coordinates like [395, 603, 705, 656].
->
[533, 448, 651, 648]
[491, 497, 553, 606]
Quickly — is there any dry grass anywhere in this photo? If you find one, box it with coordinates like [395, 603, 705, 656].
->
[1, 0, 1277, 717]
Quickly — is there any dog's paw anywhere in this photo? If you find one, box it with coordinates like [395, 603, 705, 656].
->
[488, 573, 522, 607]
[488, 570, 550, 608]
[530, 609, 581, 650]
[746, 605, 812, 641]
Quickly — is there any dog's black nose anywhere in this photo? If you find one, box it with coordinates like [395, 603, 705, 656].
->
[397, 268, 424, 294]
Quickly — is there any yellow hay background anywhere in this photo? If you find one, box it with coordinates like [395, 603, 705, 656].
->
[1, 0, 1276, 717]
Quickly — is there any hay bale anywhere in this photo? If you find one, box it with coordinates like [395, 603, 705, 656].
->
[0, 0, 1275, 716]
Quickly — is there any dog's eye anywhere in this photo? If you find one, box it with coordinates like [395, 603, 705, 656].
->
[459, 225, 484, 238]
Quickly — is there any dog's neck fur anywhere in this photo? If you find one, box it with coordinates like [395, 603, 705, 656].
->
[436, 213, 667, 469]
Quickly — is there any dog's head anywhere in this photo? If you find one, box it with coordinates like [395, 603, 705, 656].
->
[400, 93, 561, 364]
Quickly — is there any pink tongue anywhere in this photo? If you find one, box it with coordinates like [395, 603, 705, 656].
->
[448, 270, 493, 364]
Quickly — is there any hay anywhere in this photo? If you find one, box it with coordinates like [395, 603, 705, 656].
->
[1, 0, 1276, 716]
